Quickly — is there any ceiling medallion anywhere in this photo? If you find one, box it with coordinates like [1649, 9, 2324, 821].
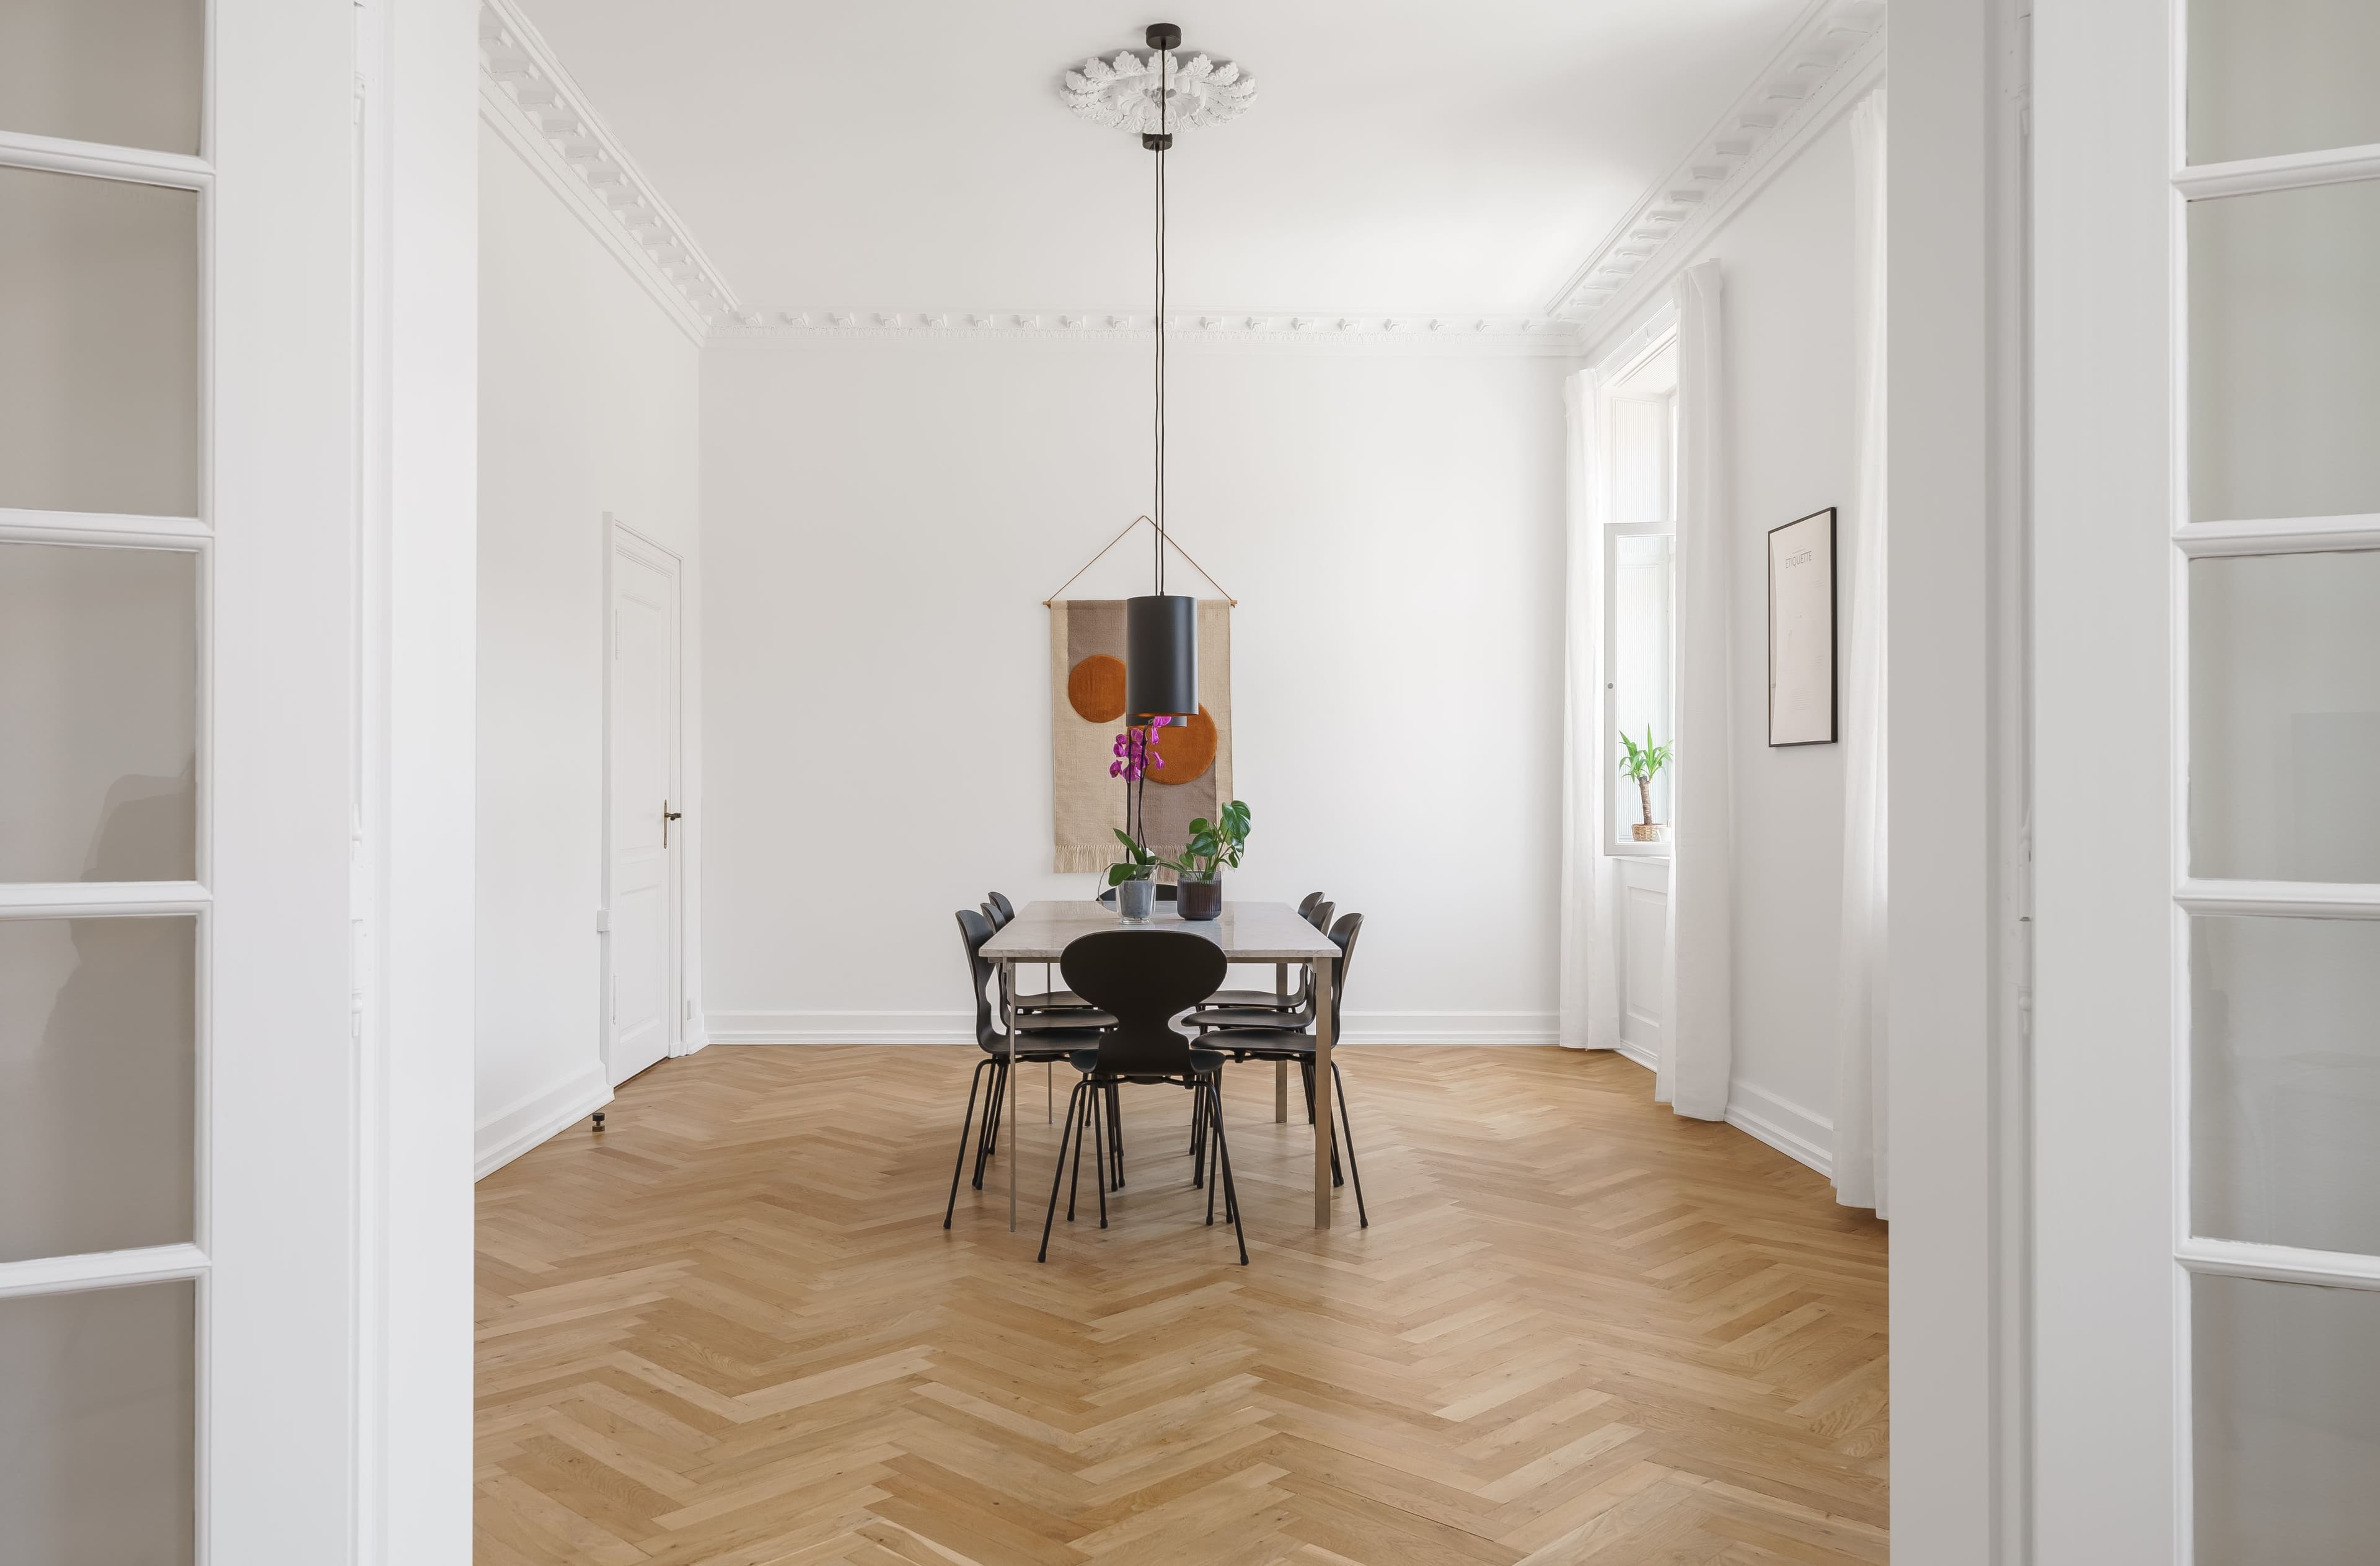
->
[1060, 46, 1255, 132]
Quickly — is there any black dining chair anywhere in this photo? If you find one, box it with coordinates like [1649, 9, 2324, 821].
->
[1189, 901, 1332, 1026]
[1198, 893, 1329, 1014]
[1194, 913, 1368, 1227]
[1041, 929, 1245, 1263]
[985, 891, 1101, 1020]
[945, 909, 1105, 1228]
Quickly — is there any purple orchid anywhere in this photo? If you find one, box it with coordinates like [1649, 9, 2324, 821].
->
[1109, 715, 1179, 856]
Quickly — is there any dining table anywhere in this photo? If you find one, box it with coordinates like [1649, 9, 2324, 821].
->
[979, 899, 1347, 1230]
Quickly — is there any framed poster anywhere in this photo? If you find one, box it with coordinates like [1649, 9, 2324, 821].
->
[1768, 507, 1837, 746]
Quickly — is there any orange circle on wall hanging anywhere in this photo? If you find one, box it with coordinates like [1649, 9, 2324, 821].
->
[1067, 655, 1127, 723]
[1148, 706, 1217, 784]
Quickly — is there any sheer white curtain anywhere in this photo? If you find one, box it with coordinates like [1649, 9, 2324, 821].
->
[1557, 371, 1621, 1051]
[1660, 260, 1733, 1118]
[1833, 90, 1889, 1214]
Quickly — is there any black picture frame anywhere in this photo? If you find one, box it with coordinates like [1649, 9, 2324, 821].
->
[1767, 507, 1838, 746]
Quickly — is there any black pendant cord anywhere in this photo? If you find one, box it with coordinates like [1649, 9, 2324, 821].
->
[1152, 42, 1168, 598]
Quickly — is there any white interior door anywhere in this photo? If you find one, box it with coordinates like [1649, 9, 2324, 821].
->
[0, 1, 362, 1559]
[2037, 0, 2380, 1557]
[606, 521, 681, 1086]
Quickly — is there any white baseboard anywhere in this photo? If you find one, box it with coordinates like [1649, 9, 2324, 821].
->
[1600, 1049, 1834, 1178]
[1611, 1038, 1660, 1073]
[705, 1009, 1559, 1046]
[708, 1011, 973, 1044]
[1343, 1011, 1557, 1045]
[1723, 1079, 1835, 1177]
[475, 1061, 611, 1180]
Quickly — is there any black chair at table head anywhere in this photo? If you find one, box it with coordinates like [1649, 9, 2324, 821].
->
[1039, 928, 1247, 1263]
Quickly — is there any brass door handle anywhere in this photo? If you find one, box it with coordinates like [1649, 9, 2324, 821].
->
[663, 801, 682, 846]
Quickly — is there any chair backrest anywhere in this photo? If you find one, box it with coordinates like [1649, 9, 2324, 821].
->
[1095, 882, 1178, 907]
[1321, 913, 1363, 1036]
[981, 898, 1010, 930]
[1298, 891, 1324, 919]
[987, 891, 1015, 924]
[1306, 900, 1334, 932]
[1060, 929, 1227, 1079]
[955, 909, 1003, 1054]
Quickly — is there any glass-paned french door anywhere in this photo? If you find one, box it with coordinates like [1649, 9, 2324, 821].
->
[3, 1, 364, 1559]
[1, 4, 209, 1555]
[2175, 1, 2380, 1558]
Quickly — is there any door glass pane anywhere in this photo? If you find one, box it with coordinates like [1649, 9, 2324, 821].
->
[2188, 551, 2380, 882]
[2195, 1275, 2380, 1565]
[0, 917, 195, 1262]
[0, 1281, 194, 1566]
[0, 0, 204, 155]
[2188, 0, 2380, 166]
[2188, 180, 2380, 524]
[1613, 532, 1674, 844]
[0, 167, 200, 518]
[2191, 915, 2380, 1253]
[0, 543, 198, 883]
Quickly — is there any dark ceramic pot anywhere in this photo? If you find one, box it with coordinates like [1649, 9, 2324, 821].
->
[1178, 875, 1223, 921]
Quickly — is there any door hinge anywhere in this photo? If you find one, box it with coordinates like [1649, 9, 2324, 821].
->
[594, 908, 609, 934]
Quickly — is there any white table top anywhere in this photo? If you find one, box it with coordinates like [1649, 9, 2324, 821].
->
[979, 899, 1339, 963]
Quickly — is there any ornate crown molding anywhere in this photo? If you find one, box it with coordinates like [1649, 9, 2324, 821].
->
[477, 0, 741, 342]
[1547, 0, 1884, 343]
[712, 309, 1587, 358]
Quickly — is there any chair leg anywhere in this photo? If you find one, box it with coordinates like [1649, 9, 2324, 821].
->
[1108, 1082, 1126, 1190]
[945, 1058, 991, 1228]
[972, 1059, 1007, 1188]
[1038, 1081, 1085, 1262]
[1333, 1062, 1368, 1229]
[1092, 1087, 1109, 1229]
[1207, 1080, 1249, 1265]
[1067, 1081, 1091, 1223]
[1295, 1059, 1344, 1186]
[1192, 1081, 1209, 1189]
[1205, 1086, 1219, 1228]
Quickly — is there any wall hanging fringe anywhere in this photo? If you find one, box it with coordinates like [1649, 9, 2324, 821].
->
[1042, 515, 1238, 606]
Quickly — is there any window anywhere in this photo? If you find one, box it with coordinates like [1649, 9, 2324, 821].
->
[1603, 335, 1678, 855]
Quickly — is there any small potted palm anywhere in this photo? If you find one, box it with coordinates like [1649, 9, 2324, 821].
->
[1166, 800, 1251, 922]
[1618, 727, 1672, 843]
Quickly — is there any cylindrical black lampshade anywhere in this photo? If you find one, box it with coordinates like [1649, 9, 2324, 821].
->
[1125, 593, 1197, 720]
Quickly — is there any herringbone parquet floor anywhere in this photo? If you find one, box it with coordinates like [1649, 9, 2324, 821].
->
[477, 1045, 1888, 1565]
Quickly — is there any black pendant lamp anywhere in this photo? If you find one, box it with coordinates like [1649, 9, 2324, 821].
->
[1125, 21, 1198, 725]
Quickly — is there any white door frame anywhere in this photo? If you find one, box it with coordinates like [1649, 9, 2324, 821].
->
[600, 513, 684, 1082]
[1889, 2, 2037, 1561]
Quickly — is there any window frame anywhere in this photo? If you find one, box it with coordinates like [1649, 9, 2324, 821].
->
[1598, 325, 1680, 860]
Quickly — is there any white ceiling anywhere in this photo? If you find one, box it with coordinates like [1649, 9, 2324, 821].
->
[513, 0, 1815, 319]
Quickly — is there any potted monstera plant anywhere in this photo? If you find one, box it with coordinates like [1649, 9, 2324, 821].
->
[1618, 727, 1673, 843]
[1166, 800, 1251, 922]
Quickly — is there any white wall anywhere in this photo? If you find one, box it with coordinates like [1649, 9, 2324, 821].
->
[700, 338, 1571, 1043]
[1595, 110, 1861, 1167]
[475, 119, 703, 1172]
